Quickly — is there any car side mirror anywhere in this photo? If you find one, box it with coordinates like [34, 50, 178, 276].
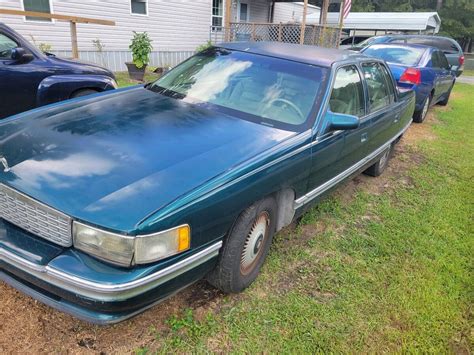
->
[326, 111, 360, 131]
[11, 47, 34, 63]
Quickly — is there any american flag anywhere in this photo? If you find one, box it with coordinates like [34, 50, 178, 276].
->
[343, 0, 352, 19]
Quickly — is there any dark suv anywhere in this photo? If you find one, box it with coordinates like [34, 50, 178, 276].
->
[0, 23, 117, 119]
[352, 35, 464, 77]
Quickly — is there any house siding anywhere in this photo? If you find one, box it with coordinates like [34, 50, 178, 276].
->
[0, 0, 277, 70]
[0, 0, 213, 52]
[272, 2, 320, 24]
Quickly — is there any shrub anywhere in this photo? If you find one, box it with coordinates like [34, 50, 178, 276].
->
[129, 31, 153, 68]
[196, 40, 213, 53]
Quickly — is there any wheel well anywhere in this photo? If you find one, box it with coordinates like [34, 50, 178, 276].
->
[70, 87, 101, 99]
[274, 188, 296, 232]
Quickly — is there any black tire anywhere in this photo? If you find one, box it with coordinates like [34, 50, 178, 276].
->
[413, 94, 431, 123]
[71, 89, 99, 98]
[207, 197, 277, 293]
[437, 83, 454, 106]
[364, 144, 393, 177]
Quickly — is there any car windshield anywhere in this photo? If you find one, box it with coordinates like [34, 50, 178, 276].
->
[147, 48, 328, 131]
[363, 45, 425, 66]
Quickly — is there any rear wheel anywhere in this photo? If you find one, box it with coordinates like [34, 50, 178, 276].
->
[364, 144, 393, 177]
[207, 197, 277, 293]
[71, 89, 99, 99]
[413, 94, 431, 123]
[437, 83, 454, 106]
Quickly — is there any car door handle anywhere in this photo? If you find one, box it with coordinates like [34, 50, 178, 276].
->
[361, 133, 368, 143]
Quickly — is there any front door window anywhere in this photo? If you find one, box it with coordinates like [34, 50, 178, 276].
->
[0, 34, 18, 59]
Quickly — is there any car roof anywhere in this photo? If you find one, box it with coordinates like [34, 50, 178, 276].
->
[367, 43, 432, 51]
[218, 41, 367, 68]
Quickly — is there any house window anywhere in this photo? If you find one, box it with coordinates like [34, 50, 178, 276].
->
[23, 0, 52, 22]
[131, 0, 147, 15]
[212, 0, 223, 30]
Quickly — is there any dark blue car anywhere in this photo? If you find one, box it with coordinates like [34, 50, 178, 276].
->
[0, 23, 117, 119]
[362, 43, 456, 122]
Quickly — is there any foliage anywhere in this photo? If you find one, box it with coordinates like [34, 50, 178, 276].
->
[38, 43, 52, 53]
[92, 38, 105, 52]
[29, 35, 53, 53]
[129, 31, 153, 68]
[196, 40, 213, 53]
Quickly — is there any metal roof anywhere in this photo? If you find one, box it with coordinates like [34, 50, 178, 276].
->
[305, 12, 441, 33]
[219, 41, 367, 67]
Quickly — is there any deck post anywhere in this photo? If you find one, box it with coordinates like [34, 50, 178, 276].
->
[278, 22, 282, 42]
[70, 21, 79, 59]
[337, 0, 345, 48]
[299, 0, 308, 44]
[320, 0, 329, 25]
[224, 0, 232, 41]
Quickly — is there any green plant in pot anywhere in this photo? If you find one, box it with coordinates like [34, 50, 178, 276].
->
[126, 31, 153, 82]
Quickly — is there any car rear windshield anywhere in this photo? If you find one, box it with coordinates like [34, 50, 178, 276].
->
[147, 48, 329, 131]
[363, 45, 425, 66]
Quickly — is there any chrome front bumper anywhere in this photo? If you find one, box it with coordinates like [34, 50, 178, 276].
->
[1, 241, 222, 302]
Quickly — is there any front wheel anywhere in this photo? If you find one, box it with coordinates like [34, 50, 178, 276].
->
[207, 197, 277, 293]
[413, 94, 431, 123]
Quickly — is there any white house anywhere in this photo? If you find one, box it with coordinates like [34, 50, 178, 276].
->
[0, 0, 299, 70]
[273, 2, 320, 24]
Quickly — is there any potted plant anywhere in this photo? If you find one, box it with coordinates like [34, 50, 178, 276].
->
[126, 31, 153, 81]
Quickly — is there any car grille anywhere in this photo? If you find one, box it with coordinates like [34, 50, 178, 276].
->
[0, 184, 72, 247]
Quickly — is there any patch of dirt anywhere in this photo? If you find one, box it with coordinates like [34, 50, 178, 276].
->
[0, 109, 439, 353]
[0, 280, 231, 354]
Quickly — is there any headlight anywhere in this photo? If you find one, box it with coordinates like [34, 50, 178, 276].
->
[73, 221, 190, 267]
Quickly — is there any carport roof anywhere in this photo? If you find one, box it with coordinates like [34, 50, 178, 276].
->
[305, 12, 441, 33]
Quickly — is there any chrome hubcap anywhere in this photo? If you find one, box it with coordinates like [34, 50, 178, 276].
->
[241, 212, 270, 275]
[379, 148, 390, 169]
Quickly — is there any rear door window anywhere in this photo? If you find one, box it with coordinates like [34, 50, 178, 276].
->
[361, 62, 392, 113]
[378, 64, 396, 102]
[438, 51, 450, 69]
[431, 51, 442, 68]
[329, 65, 365, 117]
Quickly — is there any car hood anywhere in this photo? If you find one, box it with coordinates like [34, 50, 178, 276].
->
[47, 55, 114, 77]
[0, 88, 294, 231]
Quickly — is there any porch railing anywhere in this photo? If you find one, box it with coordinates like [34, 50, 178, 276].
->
[210, 22, 341, 48]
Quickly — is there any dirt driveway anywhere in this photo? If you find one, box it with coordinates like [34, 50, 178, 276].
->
[0, 113, 438, 353]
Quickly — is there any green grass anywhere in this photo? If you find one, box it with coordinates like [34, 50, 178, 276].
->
[115, 71, 161, 87]
[462, 69, 474, 77]
[136, 84, 474, 353]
